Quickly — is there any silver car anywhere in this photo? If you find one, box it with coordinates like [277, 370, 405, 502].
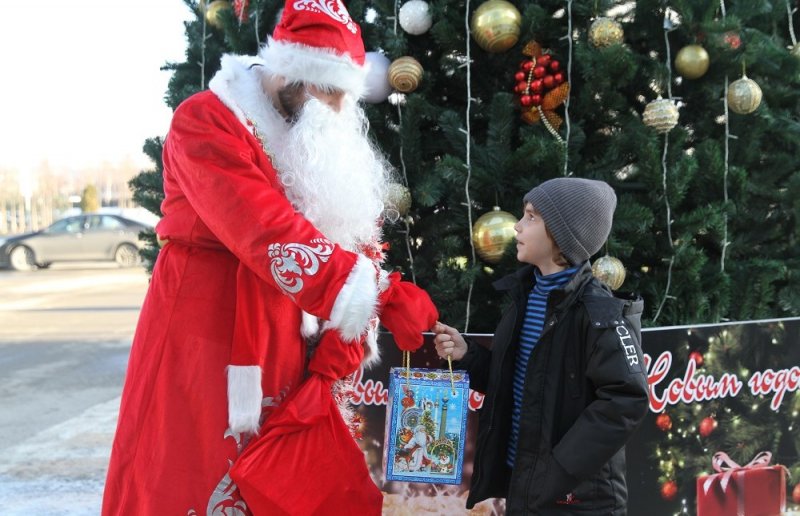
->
[0, 214, 150, 270]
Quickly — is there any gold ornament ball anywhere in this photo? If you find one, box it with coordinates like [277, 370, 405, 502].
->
[470, 0, 522, 53]
[592, 255, 626, 290]
[588, 18, 624, 48]
[385, 182, 412, 217]
[388, 56, 424, 93]
[642, 98, 679, 133]
[472, 207, 517, 264]
[674, 45, 710, 80]
[205, 0, 231, 29]
[727, 75, 763, 115]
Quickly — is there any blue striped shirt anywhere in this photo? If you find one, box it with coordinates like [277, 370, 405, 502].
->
[507, 266, 578, 468]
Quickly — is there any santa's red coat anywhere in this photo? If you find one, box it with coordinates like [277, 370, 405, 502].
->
[102, 86, 379, 515]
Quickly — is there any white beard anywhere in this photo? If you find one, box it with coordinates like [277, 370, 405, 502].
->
[269, 97, 391, 252]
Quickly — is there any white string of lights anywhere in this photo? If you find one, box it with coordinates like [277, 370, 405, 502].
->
[463, 0, 476, 332]
[562, 0, 574, 175]
[253, 0, 260, 47]
[393, 0, 417, 283]
[787, 0, 798, 46]
[720, 0, 731, 273]
[653, 6, 676, 323]
[200, 2, 208, 90]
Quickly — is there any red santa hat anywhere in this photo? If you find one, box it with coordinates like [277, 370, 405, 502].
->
[260, 0, 368, 98]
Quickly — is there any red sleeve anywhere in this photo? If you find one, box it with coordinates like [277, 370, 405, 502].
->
[163, 94, 377, 331]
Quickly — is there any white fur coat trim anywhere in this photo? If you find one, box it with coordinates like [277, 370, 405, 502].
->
[329, 254, 379, 342]
[226, 365, 262, 435]
[301, 310, 320, 338]
[259, 38, 367, 99]
[209, 54, 287, 154]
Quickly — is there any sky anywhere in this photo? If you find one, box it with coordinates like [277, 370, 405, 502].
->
[0, 0, 193, 178]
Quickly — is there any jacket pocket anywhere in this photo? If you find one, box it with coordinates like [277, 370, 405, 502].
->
[564, 477, 596, 505]
[529, 453, 575, 508]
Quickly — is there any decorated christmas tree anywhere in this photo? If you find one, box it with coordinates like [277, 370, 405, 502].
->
[134, 0, 800, 334]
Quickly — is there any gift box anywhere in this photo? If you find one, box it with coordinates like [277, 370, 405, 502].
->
[696, 451, 786, 516]
[383, 367, 469, 485]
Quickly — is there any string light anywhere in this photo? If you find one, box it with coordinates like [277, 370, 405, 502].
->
[654, 5, 677, 323]
[562, 0, 574, 174]
[463, 0, 476, 331]
[393, 0, 417, 283]
[788, 0, 798, 46]
[200, 2, 208, 90]
[252, 0, 260, 45]
[720, 0, 731, 272]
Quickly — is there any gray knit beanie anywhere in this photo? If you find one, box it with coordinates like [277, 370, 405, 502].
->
[523, 177, 617, 265]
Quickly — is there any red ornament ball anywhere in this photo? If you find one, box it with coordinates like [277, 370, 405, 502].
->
[531, 94, 542, 106]
[792, 482, 800, 504]
[656, 413, 672, 432]
[542, 75, 555, 89]
[533, 66, 546, 78]
[537, 54, 551, 66]
[689, 351, 704, 367]
[516, 81, 528, 92]
[514, 71, 526, 82]
[699, 416, 718, 438]
[661, 480, 678, 501]
[522, 61, 533, 71]
[530, 79, 543, 92]
[549, 60, 560, 72]
[520, 95, 533, 106]
[553, 72, 564, 84]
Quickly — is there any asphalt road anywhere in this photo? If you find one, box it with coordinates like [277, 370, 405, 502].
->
[0, 262, 149, 515]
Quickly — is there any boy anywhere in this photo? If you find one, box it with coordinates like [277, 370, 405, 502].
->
[434, 177, 649, 514]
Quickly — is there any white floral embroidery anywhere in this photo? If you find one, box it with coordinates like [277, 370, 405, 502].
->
[292, 0, 358, 34]
[268, 238, 334, 294]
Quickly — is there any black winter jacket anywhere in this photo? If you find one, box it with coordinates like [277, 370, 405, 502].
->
[458, 263, 649, 515]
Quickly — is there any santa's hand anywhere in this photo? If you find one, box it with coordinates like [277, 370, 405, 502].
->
[378, 272, 438, 352]
[308, 330, 364, 381]
[433, 322, 468, 361]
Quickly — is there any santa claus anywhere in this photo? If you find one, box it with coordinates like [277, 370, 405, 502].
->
[404, 424, 434, 472]
[102, 1, 438, 515]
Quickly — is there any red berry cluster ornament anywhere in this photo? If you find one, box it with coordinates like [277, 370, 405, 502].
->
[699, 416, 718, 438]
[512, 41, 570, 130]
[723, 31, 741, 50]
[660, 480, 678, 500]
[514, 52, 564, 107]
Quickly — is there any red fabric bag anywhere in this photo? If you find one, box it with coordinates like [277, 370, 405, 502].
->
[230, 332, 382, 516]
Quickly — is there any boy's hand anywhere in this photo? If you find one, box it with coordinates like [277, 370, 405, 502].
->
[433, 322, 468, 361]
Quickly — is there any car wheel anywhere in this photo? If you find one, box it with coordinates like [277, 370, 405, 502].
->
[9, 245, 37, 271]
[114, 243, 140, 267]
